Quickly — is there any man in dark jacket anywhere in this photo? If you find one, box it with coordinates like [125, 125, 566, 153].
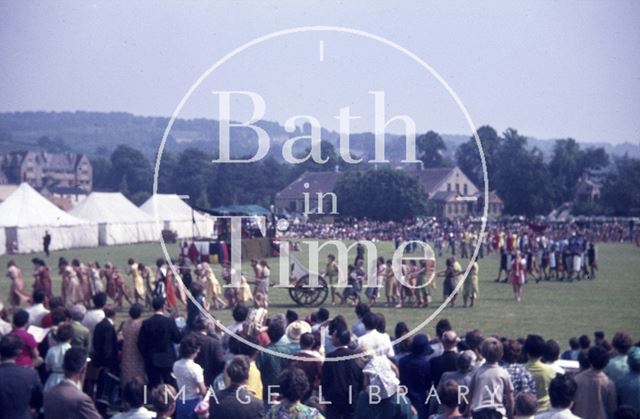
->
[321, 329, 364, 419]
[138, 297, 182, 387]
[0, 334, 43, 419]
[188, 316, 225, 387]
[210, 355, 264, 419]
[92, 306, 119, 374]
[429, 330, 460, 385]
[399, 333, 434, 419]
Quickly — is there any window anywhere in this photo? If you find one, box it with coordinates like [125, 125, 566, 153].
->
[289, 201, 296, 212]
[447, 183, 451, 191]
[455, 183, 460, 193]
[463, 184, 468, 195]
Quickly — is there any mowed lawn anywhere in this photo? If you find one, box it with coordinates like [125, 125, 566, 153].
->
[1, 240, 639, 345]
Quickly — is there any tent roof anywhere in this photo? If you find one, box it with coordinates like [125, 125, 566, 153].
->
[0, 183, 89, 227]
[70, 192, 153, 223]
[210, 204, 271, 216]
[139, 194, 208, 221]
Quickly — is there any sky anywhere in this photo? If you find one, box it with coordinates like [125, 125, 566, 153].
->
[1, 0, 639, 144]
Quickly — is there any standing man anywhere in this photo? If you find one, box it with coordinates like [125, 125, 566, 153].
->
[43, 347, 101, 419]
[0, 334, 43, 419]
[43, 231, 51, 257]
[138, 297, 182, 387]
[92, 306, 119, 416]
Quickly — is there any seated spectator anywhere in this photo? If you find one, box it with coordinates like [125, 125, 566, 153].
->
[502, 339, 536, 395]
[257, 315, 300, 400]
[524, 334, 556, 412]
[358, 312, 394, 357]
[536, 374, 580, 419]
[572, 345, 617, 419]
[355, 357, 414, 419]
[429, 380, 465, 419]
[561, 337, 580, 361]
[210, 356, 264, 419]
[430, 330, 460, 386]
[0, 333, 43, 419]
[44, 323, 74, 393]
[543, 340, 565, 374]
[172, 336, 206, 419]
[44, 347, 101, 419]
[467, 337, 514, 419]
[111, 378, 155, 419]
[26, 289, 49, 327]
[514, 392, 537, 419]
[399, 333, 433, 419]
[11, 309, 41, 368]
[267, 367, 322, 419]
[150, 384, 177, 419]
[67, 304, 89, 349]
[615, 346, 640, 412]
[605, 332, 633, 382]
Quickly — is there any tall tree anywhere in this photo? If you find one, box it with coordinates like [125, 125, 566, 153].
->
[455, 125, 503, 189]
[109, 144, 153, 199]
[493, 129, 553, 216]
[416, 131, 448, 168]
[334, 168, 427, 221]
[601, 156, 640, 216]
[548, 138, 609, 204]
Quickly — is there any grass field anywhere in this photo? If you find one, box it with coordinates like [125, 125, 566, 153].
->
[2, 240, 639, 345]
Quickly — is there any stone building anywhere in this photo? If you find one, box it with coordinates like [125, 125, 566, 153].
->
[0, 151, 92, 191]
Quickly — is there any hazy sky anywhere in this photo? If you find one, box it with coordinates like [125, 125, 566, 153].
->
[1, 1, 639, 144]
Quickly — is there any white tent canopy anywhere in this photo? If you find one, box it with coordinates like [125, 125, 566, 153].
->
[0, 183, 98, 253]
[139, 194, 213, 238]
[70, 192, 157, 245]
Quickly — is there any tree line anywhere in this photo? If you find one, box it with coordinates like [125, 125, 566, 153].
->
[90, 126, 640, 218]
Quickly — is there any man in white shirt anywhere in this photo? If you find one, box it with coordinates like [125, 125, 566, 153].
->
[26, 289, 49, 327]
[357, 312, 395, 357]
[81, 292, 107, 351]
[535, 374, 581, 419]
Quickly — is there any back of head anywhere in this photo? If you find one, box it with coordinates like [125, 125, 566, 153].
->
[543, 339, 561, 363]
[32, 289, 46, 304]
[103, 305, 117, 319]
[578, 334, 591, 350]
[569, 337, 579, 350]
[12, 309, 29, 328]
[129, 303, 143, 320]
[503, 339, 523, 364]
[628, 347, 640, 372]
[179, 336, 200, 359]
[300, 333, 315, 350]
[232, 304, 249, 322]
[436, 318, 452, 339]
[55, 323, 75, 343]
[285, 309, 298, 324]
[63, 347, 88, 376]
[267, 316, 286, 342]
[612, 332, 633, 355]
[548, 374, 577, 409]
[588, 345, 610, 370]
[317, 308, 330, 323]
[481, 337, 503, 364]
[93, 292, 107, 309]
[514, 392, 538, 417]
[335, 329, 351, 347]
[226, 355, 250, 384]
[438, 380, 461, 408]
[150, 384, 177, 416]
[123, 378, 146, 409]
[524, 334, 546, 359]
[362, 312, 378, 331]
[278, 367, 309, 402]
[152, 296, 166, 311]
[355, 302, 370, 318]
[0, 334, 24, 360]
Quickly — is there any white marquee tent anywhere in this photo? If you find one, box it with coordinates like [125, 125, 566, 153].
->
[139, 194, 213, 238]
[0, 183, 98, 253]
[70, 192, 157, 245]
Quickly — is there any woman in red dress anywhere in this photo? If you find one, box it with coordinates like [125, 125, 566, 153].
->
[510, 251, 526, 302]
